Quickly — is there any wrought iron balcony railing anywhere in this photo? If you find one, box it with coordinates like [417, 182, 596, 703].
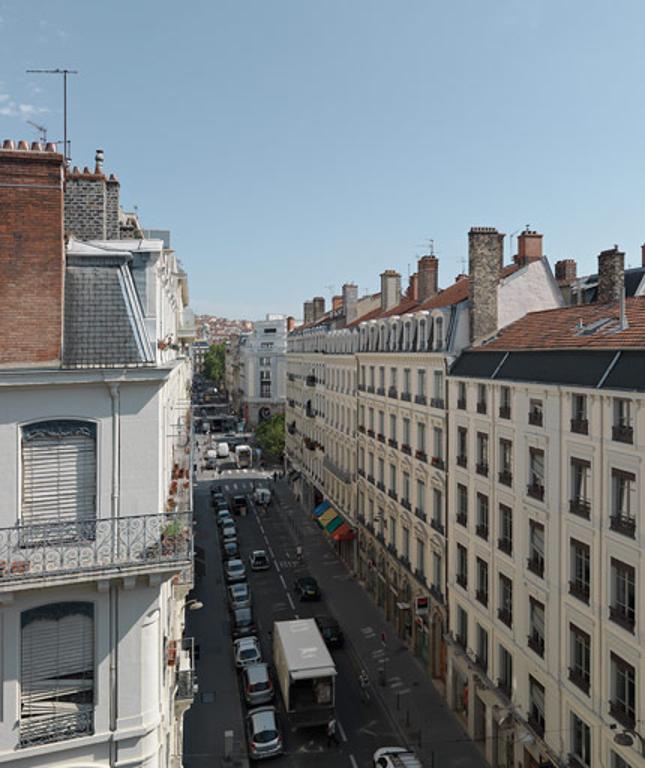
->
[176, 636, 197, 703]
[0, 511, 192, 588]
[20, 709, 93, 748]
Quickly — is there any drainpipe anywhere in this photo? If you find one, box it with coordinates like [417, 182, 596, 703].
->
[108, 383, 121, 768]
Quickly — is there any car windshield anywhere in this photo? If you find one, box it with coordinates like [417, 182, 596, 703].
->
[232, 584, 248, 597]
[254, 729, 278, 744]
[235, 608, 252, 623]
[228, 560, 243, 569]
[241, 648, 258, 660]
[301, 578, 316, 588]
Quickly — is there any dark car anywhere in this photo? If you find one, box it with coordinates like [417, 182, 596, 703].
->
[293, 576, 321, 601]
[223, 539, 239, 559]
[314, 615, 344, 648]
[232, 606, 257, 639]
[231, 495, 248, 514]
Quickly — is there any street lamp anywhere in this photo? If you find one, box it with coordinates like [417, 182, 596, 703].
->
[613, 728, 645, 757]
[186, 599, 203, 611]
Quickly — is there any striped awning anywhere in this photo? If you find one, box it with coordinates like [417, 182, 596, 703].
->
[332, 522, 356, 541]
[312, 500, 331, 518]
[324, 515, 343, 534]
[318, 508, 336, 527]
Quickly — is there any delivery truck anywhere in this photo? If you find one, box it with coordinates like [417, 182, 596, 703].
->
[272, 619, 336, 729]
[235, 444, 253, 469]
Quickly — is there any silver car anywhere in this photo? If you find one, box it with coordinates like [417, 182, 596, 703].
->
[229, 582, 251, 610]
[222, 523, 237, 541]
[225, 558, 246, 583]
[246, 706, 282, 760]
[234, 636, 262, 668]
[243, 663, 274, 706]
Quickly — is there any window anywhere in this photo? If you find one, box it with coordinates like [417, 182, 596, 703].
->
[476, 432, 488, 475]
[499, 438, 512, 485]
[259, 369, 271, 381]
[389, 516, 396, 546]
[358, 405, 365, 429]
[498, 645, 513, 696]
[611, 469, 636, 537]
[417, 422, 427, 454]
[432, 370, 444, 407]
[403, 368, 411, 397]
[402, 418, 411, 447]
[570, 713, 591, 768]
[569, 539, 590, 602]
[432, 427, 443, 464]
[369, 366, 375, 389]
[476, 625, 488, 672]
[360, 365, 366, 387]
[457, 427, 468, 467]
[570, 458, 591, 518]
[389, 414, 397, 443]
[613, 398, 633, 443]
[432, 552, 442, 596]
[417, 369, 426, 401]
[528, 447, 545, 500]
[610, 558, 636, 633]
[402, 527, 410, 561]
[610, 653, 636, 729]
[569, 624, 591, 694]
[21, 420, 97, 536]
[571, 394, 588, 434]
[368, 452, 375, 479]
[476, 493, 489, 539]
[358, 448, 365, 472]
[498, 574, 513, 627]
[456, 484, 468, 526]
[390, 367, 397, 388]
[528, 598, 545, 657]
[528, 676, 545, 736]
[457, 381, 467, 409]
[378, 365, 385, 390]
[378, 457, 384, 485]
[260, 382, 271, 398]
[20, 602, 94, 746]
[416, 479, 425, 517]
[368, 408, 375, 431]
[499, 386, 511, 418]
[476, 557, 488, 606]
[402, 472, 411, 504]
[528, 521, 545, 578]
[378, 411, 385, 436]
[416, 538, 425, 576]
[259, 356, 271, 366]
[457, 544, 468, 589]
[435, 316, 444, 349]
[432, 488, 443, 532]
[498, 504, 512, 555]
[477, 384, 487, 414]
[389, 464, 397, 495]
[456, 605, 468, 648]
[528, 398, 543, 427]
[263, 327, 277, 334]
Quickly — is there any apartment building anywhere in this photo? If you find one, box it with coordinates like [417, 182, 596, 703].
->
[286, 227, 563, 685]
[446, 246, 645, 768]
[0, 142, 195, 768]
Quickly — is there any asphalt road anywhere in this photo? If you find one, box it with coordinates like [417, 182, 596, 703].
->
[184, 470, 404, 768]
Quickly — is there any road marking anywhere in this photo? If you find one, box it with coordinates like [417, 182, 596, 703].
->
[279, 574, 287, 589]
[361, 626, 375, 636]
[397, 688, 411, 695]
[287, 593, 295, 610]
[268, 547, 275, 558]
[389, 681, 403, 688]
[349, 754, 359, 768]
[337, 719, 347, 742]
[274, 562, 281, 573]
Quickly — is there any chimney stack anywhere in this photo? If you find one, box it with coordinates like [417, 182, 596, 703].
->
[554, 259, 577, 284]
[514, 229, 543, 266]
[332, 295, 343, 313]
[342, 282, 358, 325]
[312, 296, 326, 321]
[303, 301, 314, 325]
[469, 226, 505, 343]
[417, 256, 439, 301]
[641, 243, 645, 268]
[287, 316, 296, 332]
[597, 246, 624, 304]
[380, 270, 401, 311]
[0, 141, 65, 364]
[407, 272, 419, 301]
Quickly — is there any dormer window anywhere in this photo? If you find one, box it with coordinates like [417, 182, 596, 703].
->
[435, 316, 444, 350]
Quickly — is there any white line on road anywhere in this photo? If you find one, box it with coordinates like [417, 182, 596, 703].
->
[268, 547, 275, 558]
[287, 593, 295, 610]
[349, 755, 358, 768]
[274, 562, 281, 573]
[279, 574, 287, 589]
[337, 720, 348, 742]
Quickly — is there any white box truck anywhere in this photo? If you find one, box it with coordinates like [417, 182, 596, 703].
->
[216, 442, 230, 458]
[272, 619, 336, 729]
[235, 444, 253, 469]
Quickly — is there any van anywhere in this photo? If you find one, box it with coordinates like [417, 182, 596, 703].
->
[217, 442, 230, 458]
[253, 487, 271, 506]
[373, 747, 422, 768]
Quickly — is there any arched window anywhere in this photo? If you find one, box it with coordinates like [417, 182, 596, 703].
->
[20, 602, 94, 746]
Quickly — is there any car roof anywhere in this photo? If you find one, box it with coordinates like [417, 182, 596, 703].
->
[252, 550, 267, 557]
[249, 707, 277, 730]
[235, 636, 259, 648]
[298, 576, 317, 584]
[245, 663, 269, 683]
[316, 615, 338, 627]
[231, 583, 248, 594]
[227, 558, 244, 567]
[234, 606, 252, 618]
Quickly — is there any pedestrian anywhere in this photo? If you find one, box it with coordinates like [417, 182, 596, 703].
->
[296, 544, 303, 562]
[326, 716, 338, 747]
[273, 471, 278, 482]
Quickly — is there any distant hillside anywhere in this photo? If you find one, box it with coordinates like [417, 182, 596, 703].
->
[195, 315, 253, 344]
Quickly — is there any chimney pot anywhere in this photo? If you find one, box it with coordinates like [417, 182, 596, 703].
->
[94, 148, 104, 174]
[515, 229, 543, 265]
[554, 259, 577, 283]
[30, 141, 42, 151]
[641, 243, 645, 268]
[2, 139, 14, 150]
[303, 301, 314, 325]
[45, 142, 57, 152]
[82, 166, 91, 175]
[407, 272, 419, 301]
[17, 140, 29, 150]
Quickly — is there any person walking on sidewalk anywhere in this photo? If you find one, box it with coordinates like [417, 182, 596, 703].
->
[326, 716, 338, 747]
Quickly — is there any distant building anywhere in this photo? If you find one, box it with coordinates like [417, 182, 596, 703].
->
[192, 340, 210, 375]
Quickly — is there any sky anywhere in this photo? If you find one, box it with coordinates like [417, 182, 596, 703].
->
[2, 0, 645, 320]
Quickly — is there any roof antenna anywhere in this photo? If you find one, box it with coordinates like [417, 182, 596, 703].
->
[26, 68, 78, 165]
[26, 120, 47, 143]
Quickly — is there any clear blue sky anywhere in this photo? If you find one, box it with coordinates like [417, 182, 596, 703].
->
[2, 1, 645, 320]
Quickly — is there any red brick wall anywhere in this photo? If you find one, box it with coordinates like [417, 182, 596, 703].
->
[0, 148, 65, 365]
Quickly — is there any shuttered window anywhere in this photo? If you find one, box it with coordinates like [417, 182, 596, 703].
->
[22, 421, 97, 528]
[20, 602, 94, 747]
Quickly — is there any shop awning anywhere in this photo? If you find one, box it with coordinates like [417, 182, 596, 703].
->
[318, 508, 337, 527]
[332, 522, 356, 541]
[324, 515, 343, 534]
[312, 500, 331, 518]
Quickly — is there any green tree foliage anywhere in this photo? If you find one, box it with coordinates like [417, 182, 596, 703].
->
[255, 414, 285, 458]
[203, 343, 226, 384]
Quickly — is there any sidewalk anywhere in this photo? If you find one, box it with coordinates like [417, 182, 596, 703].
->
[275, 480, 487, 768]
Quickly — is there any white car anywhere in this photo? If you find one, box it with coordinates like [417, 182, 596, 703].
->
[373, 747, 422, 768]
[229, 582, 252, 610]
[222, 523, 237, 542]
[249, 550, 270, 571]
[234, 636, 262, 668]
[225, 558, 246, 583]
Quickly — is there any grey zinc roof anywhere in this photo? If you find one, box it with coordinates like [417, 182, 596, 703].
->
[63, 247, 154, 368]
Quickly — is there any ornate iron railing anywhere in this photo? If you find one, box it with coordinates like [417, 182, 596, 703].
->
[20, 710, 93, 748]
[0, 511, 192, 586]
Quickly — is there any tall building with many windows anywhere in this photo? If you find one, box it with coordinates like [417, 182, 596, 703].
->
[0, 142, 195, 768]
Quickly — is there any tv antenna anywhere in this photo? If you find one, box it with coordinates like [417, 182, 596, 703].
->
[26, 120, 48, 143]
[25, 68, 78, 164]
[417, 238, 436, 256]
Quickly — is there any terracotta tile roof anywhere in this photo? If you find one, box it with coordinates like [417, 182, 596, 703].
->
[480, 297, 645, 350]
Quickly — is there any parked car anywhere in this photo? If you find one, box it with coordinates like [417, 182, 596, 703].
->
[229, 582, 252, 610]
[293, 576, 321, 601]
[314, 615, 344, 648]
[373, 747, 422, 768]
[231, 494, 248, 514]
[253, 487, 271, 506]
[225, 558, 246, 583]
[232, 606, 257, 639]
[234, 636, 262, 668]
[223, 539, 239, 559]
[212, 492, 227, 507]
[246, 706, 283, 760]
[216, 509, 233, 527]
[243, 663, 275, 706]
[249, 550, 270, 571]
[222, 523, 237, 542]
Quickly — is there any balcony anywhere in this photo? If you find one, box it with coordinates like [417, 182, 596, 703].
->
[475, 461, 488, 477]
[475, 589, 488, 607]
[456, 455, 467, 469]
[401, 499, 412, 511]
[610, 514, 636, 538]
[415, 394, 427, 405]
[388, 438, 398, 449]
[401, 391, 412, 402]
[527, 632, 545, 657]
[377, 433, 386, 443]
[476, 401, 487, 415]
[429, 584, 444, 603]
[358, 383, 366, 392]
[528, 410, 543, 427]
[609, 605, 635, 633]
[569, 497, 591, 519]
[367, 429, 375, 438]
[499, 405, 511, 419]
[609, 699, 636, 730]
[527, 555, 544, 578]
[415, 507, 427, 522]
[388, 489, 398, 501]
[176, 637, 197, 710]
[612, 424, 633, 444]
[376, 480, 385, 492]
[431, 456, 444, 470]
[475, 524, 488, 540]
[367, 474, 375, 485]
[357, 468, 365, 478]
[456, 512, 468, 527]
[20, 710, 93, 749]
[414, 568, 426, 585]
[457, 398, 467, 410]
[456, 573, 467, 589]
[367, 385, 375, 394]
[416, 449, 428, 463]
[401, 444, 412, 456]
[497, 607, 512, 628]
[388, 387, 398, 399]
[498, 469, 512, 487]
[376, 387, 386, 396]
[527, 482, 545, 501]
[358, 424, 366, 434]
[323, 457, 352, 485]
[305, 375, 316, 387]
[527, 714, 545, 739]
[430, 397, 445, 409]
[570, 417, 588, 435]
[498, 537, 512, 556]
[568, 667, 590, 695]
[568, 580, 590, 604]
[0, 512, 192, 590]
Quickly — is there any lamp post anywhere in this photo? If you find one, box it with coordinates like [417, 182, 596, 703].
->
[186, 599, 203, 611]
[613, 728, 645, 757]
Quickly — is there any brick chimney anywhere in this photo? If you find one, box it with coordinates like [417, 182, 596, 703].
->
[65, 149, 120, 240]
[417, 256, 438, 301]
[597, 246, 624, 304]
[287, 316, 296, 332]
[380, 270, 401, 311]
[554, 259, 577, 284]
[407, 272, 418, 301]
[641, 243, 645, 268]
[469, 226, 505, 342]
[342, 282, 358, 325]
[0, 140, 65, 365]
[312, 296, 326, 321]
[332, 295, 343, 313]
[514, 229, 543, 266]
[303, 301, 314, 324]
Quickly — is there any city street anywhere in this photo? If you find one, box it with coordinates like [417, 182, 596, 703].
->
[184, 455, 486, 768]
